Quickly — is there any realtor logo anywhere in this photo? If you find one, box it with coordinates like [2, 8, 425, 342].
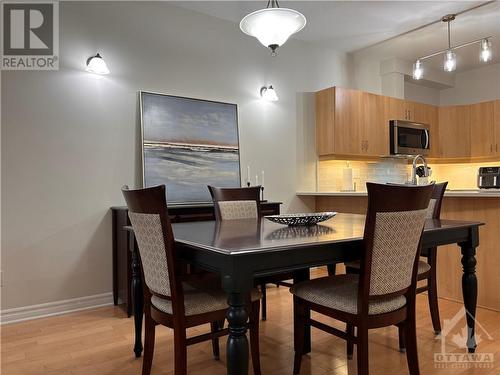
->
[1, 1, 59, 70]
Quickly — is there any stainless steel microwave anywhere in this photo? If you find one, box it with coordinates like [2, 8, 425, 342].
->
[390, 120, 430, 156]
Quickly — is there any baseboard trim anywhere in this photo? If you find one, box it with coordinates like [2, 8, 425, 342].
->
[0, 292, 114, 325]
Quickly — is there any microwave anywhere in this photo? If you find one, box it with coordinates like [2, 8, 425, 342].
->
[390, 120, 430, 156]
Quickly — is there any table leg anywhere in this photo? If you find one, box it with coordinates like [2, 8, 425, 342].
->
[460, 242, 478, 353]
[293, 268, 311, 354]
[226, 292, 249, 375]
[130, 233, 144, 358]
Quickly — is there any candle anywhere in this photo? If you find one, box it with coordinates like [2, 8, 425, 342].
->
[261, 170, 265, 186]
[247, 166, 251, 183]
[255, 174, 259, 185]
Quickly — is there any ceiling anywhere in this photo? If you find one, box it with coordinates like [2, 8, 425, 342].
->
[173, 1, 500, 73]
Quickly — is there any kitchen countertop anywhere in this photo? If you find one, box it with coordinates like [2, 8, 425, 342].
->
[297, 189, 500, 198]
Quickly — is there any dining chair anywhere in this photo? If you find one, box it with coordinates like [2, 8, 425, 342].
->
[122, 185, 262, 375]
[208, 185, 295, 321]
[345, 182, 448, 351]
[290, 182, 434, 375]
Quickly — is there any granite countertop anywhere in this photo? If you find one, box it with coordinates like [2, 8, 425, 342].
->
[297, 189, 500, 198]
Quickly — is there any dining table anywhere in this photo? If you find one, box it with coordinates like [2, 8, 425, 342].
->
[129, 213, 483, 375]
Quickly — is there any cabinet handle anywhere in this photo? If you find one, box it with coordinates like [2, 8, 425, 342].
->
[497, 144, 498, 153]
[366, 141, 369, 151]
[404, 110, 407, 120]
[491, 144, 494, 153]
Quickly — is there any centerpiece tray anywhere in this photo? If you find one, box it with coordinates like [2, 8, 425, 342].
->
[264, 212, 337, 226]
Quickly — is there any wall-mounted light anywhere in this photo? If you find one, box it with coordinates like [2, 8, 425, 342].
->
[86, 53, 110, 75]
[260, 85, 278, 101]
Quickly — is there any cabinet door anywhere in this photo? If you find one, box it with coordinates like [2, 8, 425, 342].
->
[438, 105, 471, 158]
[494, 100, 500, 155]
[470, 101, 495, 157]
[334, 87, 364, 155]
[412, 102, 439, 157]
[386, 97, 407, 121]
[315, 88, 335, 155]
[363, 93, 388, 156]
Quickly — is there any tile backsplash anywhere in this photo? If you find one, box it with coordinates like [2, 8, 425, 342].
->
[317, 159, 500, 191]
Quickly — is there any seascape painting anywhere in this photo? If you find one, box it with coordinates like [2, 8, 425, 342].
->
[140, 92, 241, 203]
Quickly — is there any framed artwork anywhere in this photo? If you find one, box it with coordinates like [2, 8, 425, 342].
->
[139, 91, 241, 203]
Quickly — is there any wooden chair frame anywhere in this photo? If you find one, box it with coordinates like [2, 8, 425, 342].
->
[346, 182, 448, 351]
[293, 183, 434, 375]
[208, 185, 295, 321]
[123, 185, 261, 375]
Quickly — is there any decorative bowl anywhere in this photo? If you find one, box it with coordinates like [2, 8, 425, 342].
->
[264, 212, 337, 226]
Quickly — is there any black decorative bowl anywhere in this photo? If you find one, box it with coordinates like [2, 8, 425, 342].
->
[264, 212, 337, 226]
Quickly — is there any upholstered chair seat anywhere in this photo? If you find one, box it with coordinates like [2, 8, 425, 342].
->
[290, 274, 406, 315]
[345, 259, 431, 276]
[152, 281, 261, 316]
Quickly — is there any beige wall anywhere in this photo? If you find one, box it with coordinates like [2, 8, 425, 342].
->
[439, 63, 500, 105]
[1, 2, 352, 310]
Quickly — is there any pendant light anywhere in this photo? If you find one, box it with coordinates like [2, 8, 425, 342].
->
[413, 60, 423, 80]
[86, 53, 110, 75]
[412, 14, 493, 80]
[442, 15, 457, 72]
[480, 39, 492, 62]
[240, 0, 306, 56]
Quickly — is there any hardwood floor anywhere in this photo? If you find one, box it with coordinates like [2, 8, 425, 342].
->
[3, 270, 500, 375]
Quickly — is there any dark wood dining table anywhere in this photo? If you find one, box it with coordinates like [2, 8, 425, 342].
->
[131, 213, 483, 375]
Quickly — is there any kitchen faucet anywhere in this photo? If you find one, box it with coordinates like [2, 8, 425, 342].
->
[411, 154, 429, 185]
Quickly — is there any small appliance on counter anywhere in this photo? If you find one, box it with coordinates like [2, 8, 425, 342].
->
[478, 167, 500, 189]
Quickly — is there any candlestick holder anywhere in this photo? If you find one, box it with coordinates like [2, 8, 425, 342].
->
[246, 181, 251, 187]
[261, 186, 265, 201]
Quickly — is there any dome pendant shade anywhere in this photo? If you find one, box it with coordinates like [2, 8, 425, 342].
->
[240, 8, 306, 53]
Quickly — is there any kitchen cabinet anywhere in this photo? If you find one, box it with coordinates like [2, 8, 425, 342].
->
[470, 101, 496, 157]
[413, 102, 439, 157]
[315, 87, 388, 157]
[333, 87, 364, 155]
[438, 105, 471, 158]
[494, 100, 500, 155]
[363, 93, 388, 155]
[315, 88, 335, 155]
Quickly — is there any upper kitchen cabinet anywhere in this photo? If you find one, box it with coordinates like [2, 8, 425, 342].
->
[333, 87, 365, 155]
[315, 87, 388, 157]
[315, 88, 335, 155]
[438, 105, 471, 158]
[363, 93, 389, 156]
[470, 101, 496, 157]
[495, 100, 500, 155]
[412, 102, 439, 157]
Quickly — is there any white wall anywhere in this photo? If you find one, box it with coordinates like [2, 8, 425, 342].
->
[440, 63, 500, 105]
[404, 82, 440, 106]
[1, 2, 351, 310]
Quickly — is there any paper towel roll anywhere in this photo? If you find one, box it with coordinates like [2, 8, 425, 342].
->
[342, 165, 353, 191]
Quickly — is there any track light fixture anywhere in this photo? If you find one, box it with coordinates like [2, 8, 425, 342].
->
[412, 14, 493, 80]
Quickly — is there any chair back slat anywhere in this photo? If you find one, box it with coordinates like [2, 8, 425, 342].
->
[208, 186, 261, 221]
[369, 208, 428, 296]
[122, 185, 182, 309]
[128, 212, 171, 297]
[360, 183, 434, 301]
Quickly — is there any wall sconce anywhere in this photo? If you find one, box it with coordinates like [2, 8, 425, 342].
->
[260, 85, 278, 101]
[86, 53, 110, 75]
